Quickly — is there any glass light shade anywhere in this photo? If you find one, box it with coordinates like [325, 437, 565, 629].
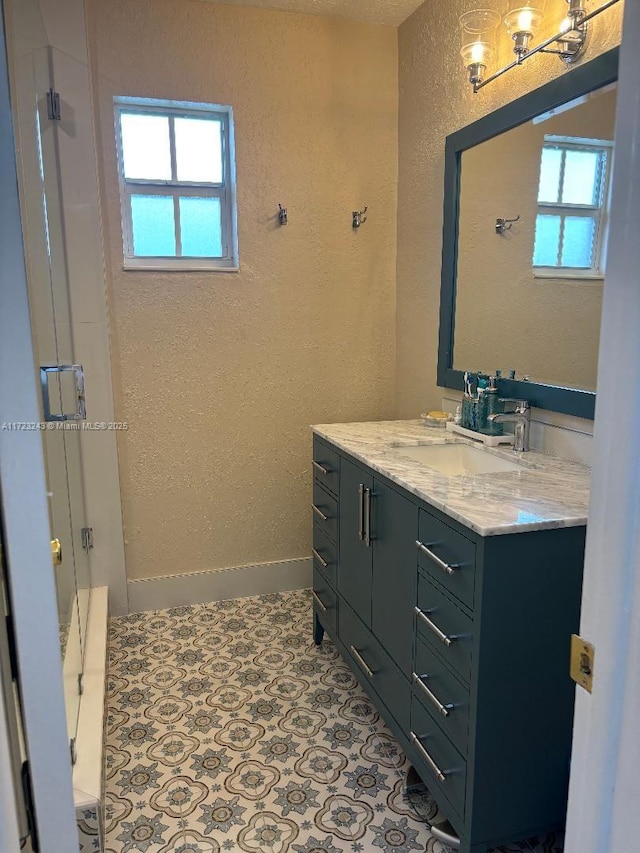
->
[504, 3, 546, 38]
[461, 40, 496, 68]
[460, 9, 500, 84]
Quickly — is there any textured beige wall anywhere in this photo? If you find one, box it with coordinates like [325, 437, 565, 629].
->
[396, 0, 623, 417]
[455, 87, 617, 392]
[86, 0, 398, 581]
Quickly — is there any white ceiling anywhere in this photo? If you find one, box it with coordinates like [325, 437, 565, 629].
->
[191, 0, 425, 27]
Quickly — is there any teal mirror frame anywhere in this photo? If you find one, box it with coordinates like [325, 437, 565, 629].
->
[437, 48, 619, 420]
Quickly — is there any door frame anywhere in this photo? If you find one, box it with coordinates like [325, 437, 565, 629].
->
[0, 2, 79, 848]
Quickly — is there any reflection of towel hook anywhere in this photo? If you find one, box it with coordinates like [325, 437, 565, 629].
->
[496, 215, 520, 234]
[353, 207, 368, 229]
[278, 204, 288, 226]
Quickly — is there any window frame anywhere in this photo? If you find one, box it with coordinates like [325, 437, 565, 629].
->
[533, 135, 614, 280]
[114, 96, 239, 272]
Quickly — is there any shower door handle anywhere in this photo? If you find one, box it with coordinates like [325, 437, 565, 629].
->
[40, 364, 86, 421]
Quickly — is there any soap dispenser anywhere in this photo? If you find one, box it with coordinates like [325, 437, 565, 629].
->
[482, 375, 503, 435]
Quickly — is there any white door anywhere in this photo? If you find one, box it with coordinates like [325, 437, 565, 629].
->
[0, 0, 79, 848]
[556, 1, 640, 850]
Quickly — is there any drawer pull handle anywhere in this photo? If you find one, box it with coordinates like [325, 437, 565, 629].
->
[358, 484, 365, 541]
[312, 504, 329, 522]
[349, 645, 375, 679]
[412, 672, 453, 718]
[312, 590, 328, 613]
[312, 548, 329, 569]
[409, 732, 447, 783]
[416, 540, 459, 575]
[313, 461, 330, 476]
[414, 607, 455, 648]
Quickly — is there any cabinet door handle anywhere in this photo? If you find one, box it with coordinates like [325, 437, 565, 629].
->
[311, 548, 328, 569]
[313, 460, 330, 476]
[364, 488, 372, 548]
[312, 590, 328, 613]
[358, 484, 365, 541]
[349, 645, 375, 678]
[416, 540, 459, 575]
[412, 672, 453, 717]
[312, 504, 329, 522]
[414, 607, 456, 648]
[409, 732, 447, 783]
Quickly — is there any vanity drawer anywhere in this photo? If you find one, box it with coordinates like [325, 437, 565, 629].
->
[417, 510, 476, 610]
[413, 635, 470, 755]
[313, 437, 340, 498]
[313, 567, 338, 635]
[313, 524, 337, 587]
[416, 572, 473, 683]
[410, 695, 467, 821]
[313, 480, 338, 544]
[339, 602, 410, 733]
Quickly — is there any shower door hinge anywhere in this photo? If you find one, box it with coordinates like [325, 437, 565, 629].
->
[46, 88, 61, 121]
[77, 672, 84, 696]
[21, 761, 40, 852]
[70, 738, 77, 766]
[81, 527, 94, 552]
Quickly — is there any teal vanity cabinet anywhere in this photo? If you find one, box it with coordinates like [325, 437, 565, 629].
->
[312, 434, 586, 853]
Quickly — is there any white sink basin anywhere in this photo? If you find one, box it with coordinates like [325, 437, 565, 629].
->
[392, 442, 522, 476]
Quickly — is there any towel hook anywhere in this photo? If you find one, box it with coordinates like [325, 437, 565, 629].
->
[278, 204, 288, 226]
[496, 215, 520, 234]
[353, 207, 368, 229]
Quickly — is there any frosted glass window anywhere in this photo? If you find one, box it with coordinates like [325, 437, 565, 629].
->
[175, 118, 223, 183]
[179, 197, 223, 257]
[537, 147, 562, 203]
[131, 196, 176, 257]
[121, 114, 171, 181]
[533, 215, 561, 267]
[561, 217, 596, 268]
[116, 98, 237, 269]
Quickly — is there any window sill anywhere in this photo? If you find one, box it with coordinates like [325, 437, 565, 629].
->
[533, 269, 605, 282]
[123, 258, 239, 273]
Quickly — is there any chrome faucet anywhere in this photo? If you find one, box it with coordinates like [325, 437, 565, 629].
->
[489, 399, 531, 453]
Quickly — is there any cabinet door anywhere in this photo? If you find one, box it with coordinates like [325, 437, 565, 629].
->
[338, 458, 373, 627]
[372, 481, 418, 678]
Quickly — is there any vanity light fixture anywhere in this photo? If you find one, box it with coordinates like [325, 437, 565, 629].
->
[462, 0, 621, 93]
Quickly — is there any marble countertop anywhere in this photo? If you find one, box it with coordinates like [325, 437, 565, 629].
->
[312, 420, 591, 537]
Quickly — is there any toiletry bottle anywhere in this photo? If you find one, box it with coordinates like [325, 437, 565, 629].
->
[461, 372, 473, 429]
[483, 375, 503, 435]
[474, 374, 488, 432]
[475, 388, 485, 432]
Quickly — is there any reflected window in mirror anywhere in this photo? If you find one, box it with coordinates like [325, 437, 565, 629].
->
[533, 136, 613, 276]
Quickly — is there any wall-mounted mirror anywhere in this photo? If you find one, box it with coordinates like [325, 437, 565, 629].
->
[438, 49, 619, 419]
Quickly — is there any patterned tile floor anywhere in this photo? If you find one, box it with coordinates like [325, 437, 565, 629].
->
[104, 589, 564, 853]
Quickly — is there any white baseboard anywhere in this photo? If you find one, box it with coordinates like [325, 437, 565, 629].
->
[126, 557, 313, 614]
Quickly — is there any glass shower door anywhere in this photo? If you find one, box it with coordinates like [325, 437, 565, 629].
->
[35, 45, 95, 761]
[7, 31, 93, 762]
